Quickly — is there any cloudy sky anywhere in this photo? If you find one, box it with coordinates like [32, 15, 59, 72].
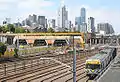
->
[0, 0, 120, 34]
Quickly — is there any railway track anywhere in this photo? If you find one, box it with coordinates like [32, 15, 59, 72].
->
[7, 65, 67, 82]
[0, 48, 98, 82]
[11, 58, 91, 82]
[0, 62, 60, 81]
[52, 64, 85, 82]
[77, 76, 90, 82]
[0, 57, 84, 81]
[19, 61, 85, 82]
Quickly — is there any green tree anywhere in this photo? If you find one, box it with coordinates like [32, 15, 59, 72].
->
[15, 27, 26, 33]
[47, 27, 55, 33]
[0, 42, 7, 55]
[20, 28, 26, 33]
[7, 24, 15, 33]
[1, 26, 8, 33]
[15, 27, 20, 33]
[0, 26, 2, 32]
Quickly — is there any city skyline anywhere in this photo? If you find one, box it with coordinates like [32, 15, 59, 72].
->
[0, 0, 119, 33]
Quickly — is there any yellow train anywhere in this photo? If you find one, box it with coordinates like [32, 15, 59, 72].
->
[85, 47, 117, 77]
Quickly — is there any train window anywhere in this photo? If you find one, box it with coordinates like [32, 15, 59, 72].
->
[86, 64, 100, 69]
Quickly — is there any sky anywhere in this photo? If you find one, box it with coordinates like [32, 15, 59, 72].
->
[0, 0, 120, 34]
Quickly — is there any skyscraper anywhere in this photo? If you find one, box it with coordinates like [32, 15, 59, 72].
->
[52, 19, 56, 28]
[24, 14, 37, 27]
[80, 23, 87, 33]
[25, 18, 31, 26]
[28, 15, 33, 23]
[75, 17, 80, 32]
[88, 17, 95, 33]
[38, 16, 46, 28]
[45, 19, 48, 28]
[97, 23, 114, 34]
[68, 21, 72, 31]
[33, 14, 37, 23]
[80, 7, 86, 23]
[75, 7, 86, 32]
[48, 19, 56, 29]
[75, 17, 81, 25]
[57, 1, 68, 31]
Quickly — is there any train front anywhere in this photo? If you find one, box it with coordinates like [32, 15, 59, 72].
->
[85, 59, 101, 77]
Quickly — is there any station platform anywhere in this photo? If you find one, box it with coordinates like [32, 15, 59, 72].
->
[98, 55, 120, 82]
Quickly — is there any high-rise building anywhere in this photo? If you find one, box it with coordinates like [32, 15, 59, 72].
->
[57, 4, 68, 30]
[48, 19, 56, 29]
[68, 21, 72, 31]
[52, 19, 56, 28]
[75, 17, 81, 25]
[109, 25, 114, 34]
[80, 23, 87, 33]
[27, 15, 33, 26]
[28, 14, 37, 25]
[33, 14, 37, 23]
[88, 17, 95, 33]
[97, 23, 114, 34]
[25, 18, 31, 26]
[62, 6, 68, 28]
[23, 14, 37, 27]
[38, 16, 46, 28]
[22, 20, 25, 26]
[75, 7, 86, 32]
[80, 7, 86, 23]
[45, 19, 48, 28]
[75, 17, 81, 32]
[28, 15, 33, 23]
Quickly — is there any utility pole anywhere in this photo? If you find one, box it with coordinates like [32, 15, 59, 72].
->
[73, 35, 76, 82]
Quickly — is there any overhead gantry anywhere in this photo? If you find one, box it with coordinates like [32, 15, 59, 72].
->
[0, 32, 84, 36]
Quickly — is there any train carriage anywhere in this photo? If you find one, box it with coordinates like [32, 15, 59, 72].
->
[85, 47, 117, 77]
